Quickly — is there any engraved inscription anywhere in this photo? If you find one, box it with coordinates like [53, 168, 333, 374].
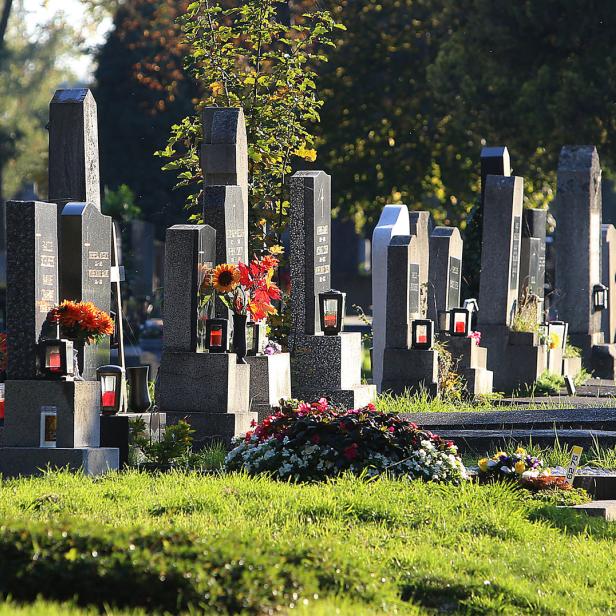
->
[510, 216, 521, 290]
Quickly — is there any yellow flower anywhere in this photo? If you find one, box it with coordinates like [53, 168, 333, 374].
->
[493, 451, 507, 460]
[515, 447, 527, 455]
[515, 460, 526, 474]
[269, 244, 284, 256]
[478, 458, 489, 472]
[212, 263, 240, 293]
[549, 332, 560, 350]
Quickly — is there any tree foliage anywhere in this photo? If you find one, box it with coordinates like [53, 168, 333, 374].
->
[158, 0, 343, 249]
[94, 0, 199, 232]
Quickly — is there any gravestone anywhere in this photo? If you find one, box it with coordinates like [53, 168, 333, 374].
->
[162, 224, 216, 353]
[553, 146, 614, 375]
[408, 211, 431, 317]
[602, 224, 616, 344]
[289, 170, 375, 408]
[48, 89, 100, 214]
[428, 226, 462, 322]
[201, 107, 248, 250]
[6, 201, 58, 380]
[203, 185, 248, 266]
[129, 220, 156, 298]
[0, 201, 118, 477]
[289, 170, 332, 338]
[371, 205, 410, 392]
[478, 175, 548, 391]
[519, 209, 547, 319]
[381, 234, 438, 396]
[157, 223, 256, 445]
[480, 146, 511, 204]
[60, 202, 112, 380]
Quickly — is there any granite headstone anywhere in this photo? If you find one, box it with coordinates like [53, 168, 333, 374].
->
[602, 224, 616, 344]
[428, 226, 463, 323]
[408, 211, 431, 317]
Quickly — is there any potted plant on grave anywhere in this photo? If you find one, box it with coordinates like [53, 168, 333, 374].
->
[201, 253, 281, 363]
[46, 301, 114, 379]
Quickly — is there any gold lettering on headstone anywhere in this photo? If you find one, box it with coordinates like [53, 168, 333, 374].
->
[40, 255, 55, 268]
[317, 225, 328, 235]
[42, 274, 54, 286]
[41, 240, 54, 252]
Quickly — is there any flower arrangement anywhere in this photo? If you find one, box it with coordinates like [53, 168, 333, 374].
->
[225, 399, 468, 483]
[478, 448, 552, 482]
[204, 253, 281, 322]
[468, 330, 481, 346]
[47, 301, 114, 345]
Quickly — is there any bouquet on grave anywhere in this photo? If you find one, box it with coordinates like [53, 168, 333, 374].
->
[225, 398, 469, 483]
[46, 300, 114, 346]
[477, 447, 560, 489]
[201, 250, 282, 322]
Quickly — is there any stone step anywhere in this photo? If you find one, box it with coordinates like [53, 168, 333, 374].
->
[402, 408, 616, 432]
[431, 428, 616, 455]
[565, 500, 616, 521]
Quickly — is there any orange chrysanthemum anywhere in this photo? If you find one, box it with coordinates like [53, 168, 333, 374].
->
[212, 263, 241, 293]
[47, 300, 114, 345]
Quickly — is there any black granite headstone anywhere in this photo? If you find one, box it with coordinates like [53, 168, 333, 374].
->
[60, 202, 112, 380]
[6, 201, 59, 380]
[163, 224, 216, 353]
[289, 170, 331, 336]
[203, 185, 248, 266]
[480, 146, 511, 204]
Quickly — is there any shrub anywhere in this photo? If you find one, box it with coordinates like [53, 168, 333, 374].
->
[224, 399, 468, 483]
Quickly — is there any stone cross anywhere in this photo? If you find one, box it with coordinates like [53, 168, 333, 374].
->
[203, 185, 248, 266]
[554, 146, 603, 345]
[60, 202, 112, 380]
[428, 226, 463, 323]
[386, 235, 419, 349]
[48, 89, 101, 215]
[408, 211, 431, 317]
[289, 170, 331, 340]
[201, 107, 248, 259]
[602, 224, 616, 344]
[6, 201, 59, 380]
[519, 208, 546, 307]
[163, 224, 216, 353]
[480, 146, 511, 204]
[478, 175, 524, 327]
[371, 205, 410, 391]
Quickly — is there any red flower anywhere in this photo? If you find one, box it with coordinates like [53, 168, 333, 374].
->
[343, 443, 359, 461]
[311, 434, 321, 444]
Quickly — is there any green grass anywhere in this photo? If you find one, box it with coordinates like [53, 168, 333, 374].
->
[0, 471, 615, 614]
[375, 390, 576, 414]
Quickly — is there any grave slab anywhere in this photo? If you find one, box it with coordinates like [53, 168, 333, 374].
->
[381, 348, 439, 397]
[246, 353, 291, 408]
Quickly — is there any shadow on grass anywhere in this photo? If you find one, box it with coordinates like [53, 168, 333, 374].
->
[529, 505, 616, 539]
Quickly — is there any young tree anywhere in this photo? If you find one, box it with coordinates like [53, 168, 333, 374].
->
[158, 0, 343, 249]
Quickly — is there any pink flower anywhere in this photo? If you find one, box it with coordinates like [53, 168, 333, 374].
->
[388, 426, 395, 433]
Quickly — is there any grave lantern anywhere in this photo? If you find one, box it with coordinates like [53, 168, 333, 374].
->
[39, 338, 74, 379]
[450, 308, 471, 337]
[319, 289, 346, 335]
[438, 310, 451, 333]
[547, 321, 568, 350]
[205, 318, 229, 353]
[411, 319, 434, 350]
[593, 284, 609, 311]
[246, 321, 266, 356]
[96, 365, 124, 415]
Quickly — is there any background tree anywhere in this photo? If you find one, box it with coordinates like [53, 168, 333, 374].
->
[94, 0, 199, 232]
[158, 0, 343, 250]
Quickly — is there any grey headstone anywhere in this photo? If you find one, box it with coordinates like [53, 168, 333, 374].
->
[385, 235, 419, 349]
[480, 146, 511, 204]
[162, 224, 216, 353]
[602, 224, 616, 344]
[203, 185, 248, 265]
[428, 226, 463, 322]
[478, 175, 524, 326]
[201, 107, 248, 243]
[520, 208, 547, 301]
[60, 202, 112, 380]
[48, 89, 101, 213]
[408, 211, 431, 316]
[289, 170, 331, 338]
[554, 146, 603, 339]
[6, 201, 58, 380]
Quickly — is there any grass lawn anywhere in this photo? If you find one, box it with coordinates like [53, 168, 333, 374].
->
[0, 471, 614, 614]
